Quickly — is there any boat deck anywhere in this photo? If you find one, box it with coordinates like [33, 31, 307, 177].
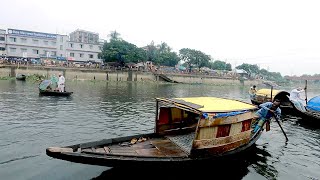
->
[81, 135, 192, 157]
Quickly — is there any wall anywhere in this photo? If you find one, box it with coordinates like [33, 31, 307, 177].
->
[0, 66, 260, 86]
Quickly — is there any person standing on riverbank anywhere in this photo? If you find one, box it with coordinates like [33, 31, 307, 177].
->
[58, 73, 65, 92]
[249, 85, 257, 99]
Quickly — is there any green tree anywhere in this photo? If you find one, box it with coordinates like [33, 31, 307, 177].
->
[108, 30, 121, 41]
[236, 63, 260, 76]
[211, 60, 232, 70]
[101, 39, 146, 64]
[179, 48, 210, 71]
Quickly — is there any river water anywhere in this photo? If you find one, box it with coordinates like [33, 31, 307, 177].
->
[0, 80, 319, 180]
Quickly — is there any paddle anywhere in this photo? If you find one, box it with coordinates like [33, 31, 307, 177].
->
[305, 80, 308, 105]
[271, 111, 288, 142]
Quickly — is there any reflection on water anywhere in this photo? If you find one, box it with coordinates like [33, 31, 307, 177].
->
[0, 80, 319, 180]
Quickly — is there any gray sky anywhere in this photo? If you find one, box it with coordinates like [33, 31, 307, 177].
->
[1, 0, 319, 76]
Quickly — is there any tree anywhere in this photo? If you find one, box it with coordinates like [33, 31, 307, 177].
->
[210, 60, 232, 71]
[179, 48, 210, 71]
[236, 63, 259, 77]
[108, 30, 121, 41]
[101, 39, 146, 64]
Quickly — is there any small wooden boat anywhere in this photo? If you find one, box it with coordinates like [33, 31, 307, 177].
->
[39, 90, 73, 97]
[250, 88, 293, 114]
[46, 97, 273, 167]
[16, 74, 26, 81]
[38, 79, 72, 97]
[290, 96, 320, 125]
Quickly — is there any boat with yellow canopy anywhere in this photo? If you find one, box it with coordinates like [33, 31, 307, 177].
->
[46, 97, 269, 167]
[250, 88, 293, 113]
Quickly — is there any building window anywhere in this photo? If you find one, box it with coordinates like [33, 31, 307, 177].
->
[51, 51, 57, 56]
[70, 43, 73, 48]
[90, 45, 93, 49]
[80, 44, 83, 48]
[21, 48, 27, 53]
[80, 53, 84, 58]
[10, 37, 17, 42]
[44, 41, 49, 45]
[21, 38, 27, 43]
[89, 54, 93, 58]
[33, 39, 39, 44]
[0, 37, 5, 41]
[51, 41, 56, 46]
[0, 47, 5, 51]
[33, 49, 39, 54]
[60, 36, 63, 42]
[10, 48, 17, 52]
[70, 53, 74, 57]
[60, 45, 63, 50]
[43, 50, 49, 57]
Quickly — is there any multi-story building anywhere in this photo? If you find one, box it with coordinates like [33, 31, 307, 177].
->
[0, 29, 6, 57]
[69, 29, 99, 44]
[1, 28, 102, 63]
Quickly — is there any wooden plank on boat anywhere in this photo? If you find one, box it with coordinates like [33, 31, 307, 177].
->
[135, 148, 165, 157]
[81, 148, 93, 153]
[104, 146, 111, 153]
[197, 126, 218, 140]
[193, 130, 252, 149]
[198, 111, 256, 127]
[193, 138, 250, 155]
[95, 148, 106, 153]
[229, 122, 242, 136]
[152, 140, 187, 157]
[47, 147, 73, 153]
[108, 146, 138, 156]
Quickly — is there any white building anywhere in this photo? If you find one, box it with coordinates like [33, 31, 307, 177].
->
[0, 28, 102, 63]
[0, 29, 7, 57]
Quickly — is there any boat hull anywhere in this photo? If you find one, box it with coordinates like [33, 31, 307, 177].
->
[46, 131, 262, 167]
[16, 75, 26, 81]
[39, 90, 73, 96]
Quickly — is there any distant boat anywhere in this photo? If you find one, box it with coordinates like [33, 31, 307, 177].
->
[38, 80, 73, 97]
[46, 97, 272, 167]
[250, 88, 293, 114]
[16, 74, 26, 81]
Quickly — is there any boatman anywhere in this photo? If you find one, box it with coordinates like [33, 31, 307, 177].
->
[249, 85, 257, 99]
[253, 99, 281, 133]
[58, 73, 65, 92]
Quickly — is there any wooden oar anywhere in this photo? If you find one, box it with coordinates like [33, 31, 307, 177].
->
[305, 80, 308, 105]
[272, 112, 288, 142]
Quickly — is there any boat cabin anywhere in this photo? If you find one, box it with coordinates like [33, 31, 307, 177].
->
[155, 97, 258, 157]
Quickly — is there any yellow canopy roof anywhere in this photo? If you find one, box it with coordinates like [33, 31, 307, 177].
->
[256, 89, 281, 98]
[158, 97, 257, 113]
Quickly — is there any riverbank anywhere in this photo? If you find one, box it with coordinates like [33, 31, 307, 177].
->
[0, 65, 260, 86]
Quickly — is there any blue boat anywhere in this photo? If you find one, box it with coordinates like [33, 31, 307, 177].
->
[291, 95, 320, 125]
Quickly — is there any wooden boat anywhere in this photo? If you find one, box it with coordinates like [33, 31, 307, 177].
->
[250, 88, 293, 114]
[39, 90, 73, 97]
[16, 74, 26, 81]
[38, 79, 72, 97]
[46, 97, 271, 167]
[290, 95, 320, 125]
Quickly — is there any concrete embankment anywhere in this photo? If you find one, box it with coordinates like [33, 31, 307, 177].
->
[0, 65, 260, 86]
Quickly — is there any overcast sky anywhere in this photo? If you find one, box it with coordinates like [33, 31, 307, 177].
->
[1, 0, 319, 76]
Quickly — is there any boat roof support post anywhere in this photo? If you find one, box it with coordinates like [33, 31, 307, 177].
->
[155, 99, 159, 133]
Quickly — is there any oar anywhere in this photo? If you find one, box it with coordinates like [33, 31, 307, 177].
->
[305, 80, 308, 105]
[272, 112, 288, 142]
